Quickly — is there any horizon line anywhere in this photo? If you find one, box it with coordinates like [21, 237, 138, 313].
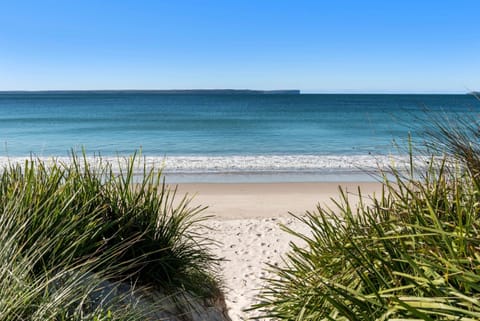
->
[0, 89, 472, 95]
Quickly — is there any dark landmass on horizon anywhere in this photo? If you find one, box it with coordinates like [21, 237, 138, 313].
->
[0, 89, 301, 95]
[0, 90, 475, 96]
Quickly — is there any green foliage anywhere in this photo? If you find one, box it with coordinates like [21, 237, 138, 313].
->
[0, 152, 220, 320]
[254, 124, 480, 320]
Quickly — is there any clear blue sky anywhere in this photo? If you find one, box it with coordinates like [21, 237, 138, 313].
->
[1, 1, 478, 92]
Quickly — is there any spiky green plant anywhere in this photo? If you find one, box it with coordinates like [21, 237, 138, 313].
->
[0, 152, 221, 320]
[253, 122, 480, 320]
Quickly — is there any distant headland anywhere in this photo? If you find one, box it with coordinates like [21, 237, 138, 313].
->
[0, 89, 301, 95]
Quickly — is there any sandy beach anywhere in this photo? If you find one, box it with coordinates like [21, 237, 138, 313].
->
[176, 182, 382, 220]
[173, 182, 383, 320]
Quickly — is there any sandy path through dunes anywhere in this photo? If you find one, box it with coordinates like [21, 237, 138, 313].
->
[173, 182, 383, 321]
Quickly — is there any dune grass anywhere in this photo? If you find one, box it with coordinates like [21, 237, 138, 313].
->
[0, 153, 221, 320]
[253, 121, 480, 320]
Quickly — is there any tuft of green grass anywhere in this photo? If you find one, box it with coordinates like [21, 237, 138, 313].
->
[0, 152, 221, 320]
[253, 121, 480, 320]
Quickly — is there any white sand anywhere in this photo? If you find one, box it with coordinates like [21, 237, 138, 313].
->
[200, 217, 311, 320]
[175, 182, 382, 321]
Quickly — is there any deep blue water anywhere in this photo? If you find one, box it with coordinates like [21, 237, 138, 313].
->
[0, 92, 478, 181]
[0, 92, 477, 157]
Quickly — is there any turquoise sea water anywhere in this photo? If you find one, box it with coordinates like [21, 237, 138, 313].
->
[0, 92, 478, 182]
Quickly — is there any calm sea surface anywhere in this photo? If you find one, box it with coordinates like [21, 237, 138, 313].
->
[0, 92, 478, 181]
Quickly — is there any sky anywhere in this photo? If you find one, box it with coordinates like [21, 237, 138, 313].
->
[0, 1, 479, 93]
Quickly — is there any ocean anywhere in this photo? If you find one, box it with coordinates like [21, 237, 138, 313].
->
[0, 92, 478, 182]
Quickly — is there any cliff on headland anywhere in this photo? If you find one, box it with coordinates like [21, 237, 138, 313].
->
[1, 89, 301, 95]
[137, 89, 301, 94]
[103, 89, 301, 95]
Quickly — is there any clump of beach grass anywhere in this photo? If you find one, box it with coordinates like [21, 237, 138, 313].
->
[253, 119, 480, 320]
[0, 152, 221, 320]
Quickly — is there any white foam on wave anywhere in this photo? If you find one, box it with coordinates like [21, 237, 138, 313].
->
[0, 154, 421, 174]
[160, 155, 413, 173]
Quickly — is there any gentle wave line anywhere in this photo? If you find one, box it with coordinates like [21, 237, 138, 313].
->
[0, 154, 422, 174]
